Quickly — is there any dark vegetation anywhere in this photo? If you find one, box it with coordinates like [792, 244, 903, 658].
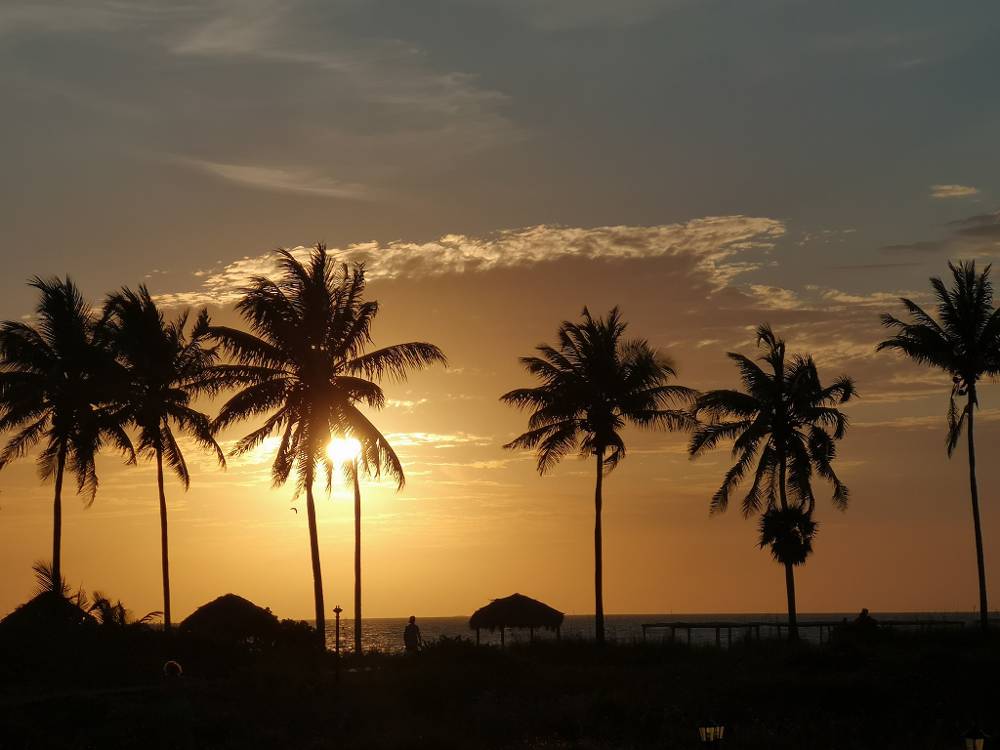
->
[0, 610, 995, 749]
[2, 256, 1000, 747]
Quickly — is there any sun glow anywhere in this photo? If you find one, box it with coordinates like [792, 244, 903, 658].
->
[326, 436, 361, 466]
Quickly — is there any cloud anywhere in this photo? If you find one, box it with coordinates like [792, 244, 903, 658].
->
[855, 409, 1000, 430]
[828, 261, 923, 270]
[162, 0, 519, 161]
[880, 207, 1000, 258]
[747, 284, 804, 310]
[796, 228, 857, 247]
[464, 0, 683, 30]
[949, 211, 1000, 239]
[4, 0, 520, 190]
[170, 157, 372, 200]
[881, 241, 946, 255]
[0, 1, 174, 35]
[155, 216, 786, 307]
[817, 288, 916, 308]
[386, 398, 429, 412]
[930, 184, 980, 199]
[385, 432, 494, 448]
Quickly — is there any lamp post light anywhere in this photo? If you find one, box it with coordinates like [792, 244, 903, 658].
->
[333, 605, 343, 656]
[697, 720, 725, 748]
[964, 726, 988, 750]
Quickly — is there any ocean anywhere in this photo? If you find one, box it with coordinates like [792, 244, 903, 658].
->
[322, 612, 978, 653]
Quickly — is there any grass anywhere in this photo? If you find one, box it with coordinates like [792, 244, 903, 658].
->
[0, 629, 997, 748]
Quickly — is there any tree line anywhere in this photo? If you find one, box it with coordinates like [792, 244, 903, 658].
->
[1, 247, 996, 646]
[0, 247, 445, 650]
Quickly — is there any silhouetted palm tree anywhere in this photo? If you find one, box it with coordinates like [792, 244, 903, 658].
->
[878, 261, 1000, 632]
[501, 307, 693, 644]
[0, 278, 132, 587]
[101, 286, 226, 631]
[88, 591, 161, 628]
[209, 245, 445, 648]
[689, 324, 855, 640]
[325, 295, 446, 655]
[337, 456, 384, 655]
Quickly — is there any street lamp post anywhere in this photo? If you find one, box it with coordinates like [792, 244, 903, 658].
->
[333, 605, 343, 656]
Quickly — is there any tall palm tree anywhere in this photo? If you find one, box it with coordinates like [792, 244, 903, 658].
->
[878, 261, 1000, 632]
[209, 245, 445, 648]
[501, 307, 693, 644]
[0, 277, 132, 587]
[101, 286, 226, 631]
[327, 348, 446, 654]
[689, 324, 855, 640]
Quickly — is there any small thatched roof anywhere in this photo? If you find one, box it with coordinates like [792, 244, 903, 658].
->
[180, 594, 280, 643]
[0, 592, 93, 639]
[469, 593, 564, 631]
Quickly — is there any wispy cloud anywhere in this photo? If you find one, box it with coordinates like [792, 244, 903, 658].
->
[385, 432, 494, 449]
[747, 284, 804, 311]
[816, 288, 915, 308]
[465, 0, 682, 30]
[855, 409, 1000, 430]
[170, 157, 372, 200]
[0, 1, 176, 35]
[155, 217, 786, 307]
[949, 211, 1000, 239]
[881, 240, 946, 255]
[161, 0, 519, 162]
[4, 0, 519, 193]
[386, 398, 429, 412]
[930, 184, 980, 199]
[881, 207, 1000, 258]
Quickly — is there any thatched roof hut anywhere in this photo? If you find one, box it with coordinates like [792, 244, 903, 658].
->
[180, 594, 280, 647]
[0, 591, 93, 640]
[469, 593, 564, 645]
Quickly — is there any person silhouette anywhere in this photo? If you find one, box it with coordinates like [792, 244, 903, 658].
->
[403, 615, 423, 653]
[854, 608, 878, 630]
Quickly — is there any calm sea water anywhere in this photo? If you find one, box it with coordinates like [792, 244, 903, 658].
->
[322, 612, 978, 653]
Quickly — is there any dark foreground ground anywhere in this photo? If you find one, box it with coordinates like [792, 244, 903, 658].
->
[1, 629, 997, 749]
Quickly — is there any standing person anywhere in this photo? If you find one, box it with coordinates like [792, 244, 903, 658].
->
[403, 616, 423, 653]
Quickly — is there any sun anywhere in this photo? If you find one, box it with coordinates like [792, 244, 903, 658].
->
[326, 436, 361, 465]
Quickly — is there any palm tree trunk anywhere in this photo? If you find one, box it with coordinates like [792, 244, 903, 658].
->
[155, 447, 172, 631]
[594, 448, 605, 646]
[304, 465, 326, 649]
[778, 453, 799, 641]
[51, 442, 67, 590]
[967, 394, 989, 632]
[353, 460, 363, 655]
[783, 562, 798, 639]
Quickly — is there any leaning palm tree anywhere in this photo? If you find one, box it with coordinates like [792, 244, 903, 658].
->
[101, 286, 226, 631]
[501, 307, 693, 644]
[878, 261, 1000, 632]
[689, 324, 855, 640]
[0, 277, 132, 587]
[209, 245, 445, 648]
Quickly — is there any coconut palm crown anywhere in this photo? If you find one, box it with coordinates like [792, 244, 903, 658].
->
[501, 306, 694, 644]
[101, 285, 225, 630]
[207, 245, 445, 647]
[689, 324, 855, 639]
[878, 260, 1000, 631]
[0, 277, 133, 587]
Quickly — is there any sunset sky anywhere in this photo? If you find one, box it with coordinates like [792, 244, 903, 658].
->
[3, 0, 1000, 622]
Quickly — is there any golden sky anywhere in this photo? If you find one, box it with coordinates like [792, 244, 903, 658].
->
[2, 230, 999, 619]
[2, 0, 1000, 620]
